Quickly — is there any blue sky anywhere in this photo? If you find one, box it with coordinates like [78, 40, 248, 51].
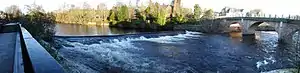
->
[0, 0, 299, 15]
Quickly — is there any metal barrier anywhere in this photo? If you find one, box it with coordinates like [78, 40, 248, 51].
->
[6, 23, 65, 73]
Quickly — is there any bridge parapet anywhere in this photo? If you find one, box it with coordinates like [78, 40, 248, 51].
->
[17, 24, 65, 73]
[0, 23, 65, 73]
[217, 14, 300, 20]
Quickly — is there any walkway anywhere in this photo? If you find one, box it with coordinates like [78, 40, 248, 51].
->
[0, 23, 64, 73]
[0, 32, 17, 73]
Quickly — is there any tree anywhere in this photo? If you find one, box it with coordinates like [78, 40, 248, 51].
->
[174, 13, 186, 24]
[96, 4, 109, 24]
[202, 9, 214, 19]
[180, 8, 192, 16]
[193, 4, 202, 20]
[136, 9, 146, 21]
[0, 11, 6, 19]
[145, 6, 151, 14]
[54, 3, 111, 25]
[116, 5, 129, 21]
[173, 7, 189, 24]
[21, 4, 56, 41]
[145, 6, 153, 21]
[156, 9, 167, 26]
[5, 5, 22, 22]
[153, 3, 167, 26]
[108, 10, 116, 25]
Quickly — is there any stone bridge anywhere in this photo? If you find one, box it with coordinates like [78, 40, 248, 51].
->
[218, 17, 300, 43]
[174, 17, 300, 44]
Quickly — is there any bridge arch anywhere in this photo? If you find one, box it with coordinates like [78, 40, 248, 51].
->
[219, 17, 300, 43]
[289, 29, 300, 48]
[287, 29, 300, 36]
[231, 22, 240, 24]
[247, 21, 279, 40]
[288, 29, 300, 40]
[248, 21, 276, 33]
[249, 22, 264, 30]
[228, 22, 242, 32]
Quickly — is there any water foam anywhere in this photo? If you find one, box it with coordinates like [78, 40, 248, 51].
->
[256, 31, 278, 69]
[256, 60, 269, 68]
[59, 31, 201, 72]
[261, 31, 278, 35]
[98, 31, 202, 44]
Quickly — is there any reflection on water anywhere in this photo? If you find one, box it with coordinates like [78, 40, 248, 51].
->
[229, 32, 243, 43]
[55, 24, 137, 36]
[229, 32, 242, 38]
[229, 31, 275, 43]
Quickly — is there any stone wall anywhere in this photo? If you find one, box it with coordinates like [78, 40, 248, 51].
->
[173, 19, 226, 33]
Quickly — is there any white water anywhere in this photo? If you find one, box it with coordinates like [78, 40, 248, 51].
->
[58, 31, 286, 72]
[256, 31, 278, 69]
[60, 31, 201, 72]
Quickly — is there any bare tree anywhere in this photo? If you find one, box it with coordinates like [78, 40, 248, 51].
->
[5, 5, 22, 22]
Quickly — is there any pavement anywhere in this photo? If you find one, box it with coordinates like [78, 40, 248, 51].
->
[0, 32, 17, 73]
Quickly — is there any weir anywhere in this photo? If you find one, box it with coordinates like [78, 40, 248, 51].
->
[55, 29, 292, 72]
[0, 23, 64, 73]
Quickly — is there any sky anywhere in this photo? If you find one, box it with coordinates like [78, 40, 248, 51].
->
[0, 0, 299, 15]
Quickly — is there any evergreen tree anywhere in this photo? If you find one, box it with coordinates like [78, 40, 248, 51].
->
[202, 9, 214, 19]
[193, 4, 202, 20]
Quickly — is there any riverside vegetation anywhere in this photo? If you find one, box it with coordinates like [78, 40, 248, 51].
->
[54, 2, 215, 30]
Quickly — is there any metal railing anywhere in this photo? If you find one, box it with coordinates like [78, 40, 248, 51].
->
[11, 23, 65, 73]
[216, 13, 300, 20]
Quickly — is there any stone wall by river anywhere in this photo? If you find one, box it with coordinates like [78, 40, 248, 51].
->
[173, 19, 227, 33]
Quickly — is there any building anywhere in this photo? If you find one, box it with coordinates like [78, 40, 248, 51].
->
[219, 7, 245, 17]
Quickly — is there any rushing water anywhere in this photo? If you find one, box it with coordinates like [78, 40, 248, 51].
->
[55, 24, 300, 73]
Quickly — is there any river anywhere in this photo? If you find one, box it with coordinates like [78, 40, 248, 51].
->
[54, 24, 300, 73]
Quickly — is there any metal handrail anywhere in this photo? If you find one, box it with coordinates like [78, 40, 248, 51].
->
[216, 14, 300, 20]
[16, 23, 65, 73]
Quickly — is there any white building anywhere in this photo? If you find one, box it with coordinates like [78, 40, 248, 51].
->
[219, 7, 246, 17]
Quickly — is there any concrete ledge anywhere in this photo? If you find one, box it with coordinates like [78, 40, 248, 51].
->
[18, 24, 65, 73]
